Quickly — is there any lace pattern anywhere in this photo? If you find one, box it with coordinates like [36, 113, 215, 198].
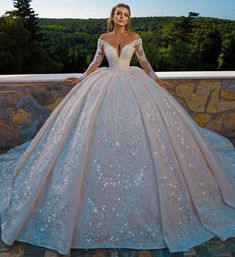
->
[80, 37, 158, 81]
[91, 39, 105, 65]
[80, 39, 105, 81]
[134, 39, 158, 80]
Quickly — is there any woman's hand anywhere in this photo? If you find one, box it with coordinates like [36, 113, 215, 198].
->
[155, 78, 175, 90]
[64, 77, 81, 85]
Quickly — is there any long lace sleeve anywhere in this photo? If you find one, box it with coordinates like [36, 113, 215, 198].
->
[79, 39, 105, 81]
[134, 38, 159, 80]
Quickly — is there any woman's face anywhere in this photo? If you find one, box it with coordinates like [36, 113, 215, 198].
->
[112, 7, 129, 28]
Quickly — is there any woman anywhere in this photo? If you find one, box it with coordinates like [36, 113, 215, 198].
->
[64, 4, 173, 89]
[1, 3, 235, 256]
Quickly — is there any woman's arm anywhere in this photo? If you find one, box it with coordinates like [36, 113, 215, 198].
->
[64, 38, 105, 85]
[134, 38, 175, 89]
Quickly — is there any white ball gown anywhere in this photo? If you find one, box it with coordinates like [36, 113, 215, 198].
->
[0, 37, 235, 255]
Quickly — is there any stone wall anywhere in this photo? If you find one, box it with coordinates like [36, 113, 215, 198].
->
[169, 79, 235, 143]
[0, 77, 235, 152]
[0, 82, 73, 152]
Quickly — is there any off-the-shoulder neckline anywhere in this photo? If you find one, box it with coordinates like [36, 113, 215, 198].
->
[98, 38, 142, 58]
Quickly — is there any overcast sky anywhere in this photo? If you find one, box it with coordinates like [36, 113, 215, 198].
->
[1, 0, 235, 20]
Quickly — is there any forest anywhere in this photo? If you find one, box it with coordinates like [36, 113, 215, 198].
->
[0, 1, 235, 74]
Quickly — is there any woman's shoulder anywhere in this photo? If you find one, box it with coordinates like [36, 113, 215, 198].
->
[99, 33, 111, 40]
[129, 32, 141, 40]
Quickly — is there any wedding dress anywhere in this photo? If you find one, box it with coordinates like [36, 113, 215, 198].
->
[0, 37, 235, 255]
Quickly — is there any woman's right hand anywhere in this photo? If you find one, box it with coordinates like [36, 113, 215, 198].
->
[155, 78, 175, 90]
[64, 77, 81, 85]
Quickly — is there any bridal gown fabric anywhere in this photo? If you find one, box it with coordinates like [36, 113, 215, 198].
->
[1, 38, 235, 255]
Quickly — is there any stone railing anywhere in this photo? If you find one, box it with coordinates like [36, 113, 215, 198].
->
[0, 71, 235, 152]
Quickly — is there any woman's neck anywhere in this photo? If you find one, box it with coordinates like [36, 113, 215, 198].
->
[112, 25, 127, 35]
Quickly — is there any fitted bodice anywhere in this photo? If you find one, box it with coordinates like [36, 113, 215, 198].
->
[80, 37, 158, 81]
[98, 38, 141, 70]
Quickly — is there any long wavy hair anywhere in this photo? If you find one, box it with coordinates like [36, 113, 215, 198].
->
[107, 3, 131, 32]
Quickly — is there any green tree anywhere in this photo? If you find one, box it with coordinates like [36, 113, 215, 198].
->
[0, 14, 30, 73]
[218, 32, 235, 70]
[0, 11, 62, 74]
[159, 13, 199, 70]
[13, 0, 39, 39]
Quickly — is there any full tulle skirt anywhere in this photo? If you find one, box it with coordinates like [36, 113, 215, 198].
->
[0, 67, 235, 255]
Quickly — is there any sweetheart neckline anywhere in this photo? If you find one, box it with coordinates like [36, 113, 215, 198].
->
[98, 38, 141, 58]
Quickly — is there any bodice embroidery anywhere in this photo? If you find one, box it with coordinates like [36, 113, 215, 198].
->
[80, 37, 158, 81]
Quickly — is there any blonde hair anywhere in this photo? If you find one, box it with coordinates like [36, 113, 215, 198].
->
[107, 3, 131, 32]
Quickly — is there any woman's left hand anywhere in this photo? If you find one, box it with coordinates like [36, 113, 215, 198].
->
[64, 77, 81, 85]
[155, 78, 175, 90]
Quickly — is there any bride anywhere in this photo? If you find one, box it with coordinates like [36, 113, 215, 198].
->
[1, 3, 235, 256]
[64, 4, 173, 90]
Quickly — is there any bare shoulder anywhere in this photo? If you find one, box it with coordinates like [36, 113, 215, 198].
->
[99, 33, 111, 40]
[128, 32, 141, 40]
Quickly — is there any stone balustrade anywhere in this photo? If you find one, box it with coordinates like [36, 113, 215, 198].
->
[0, 71, 235, 153]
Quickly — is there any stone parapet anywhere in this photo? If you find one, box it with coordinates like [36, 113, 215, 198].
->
[0, 80, 74, 152]
[170, 78, 235, 142]
[0, 72, 234, 152]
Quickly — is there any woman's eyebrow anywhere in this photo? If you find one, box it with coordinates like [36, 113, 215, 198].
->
[116, 11, 129, 15]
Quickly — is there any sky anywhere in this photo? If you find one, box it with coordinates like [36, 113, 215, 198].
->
[0, 0, 235, 20]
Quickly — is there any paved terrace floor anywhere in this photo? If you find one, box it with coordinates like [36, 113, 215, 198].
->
[0, 234, 235, 257]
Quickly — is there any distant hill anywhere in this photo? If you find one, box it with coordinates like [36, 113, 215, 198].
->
[1, 15, 234, 73]
[37, 16, 235, 72]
